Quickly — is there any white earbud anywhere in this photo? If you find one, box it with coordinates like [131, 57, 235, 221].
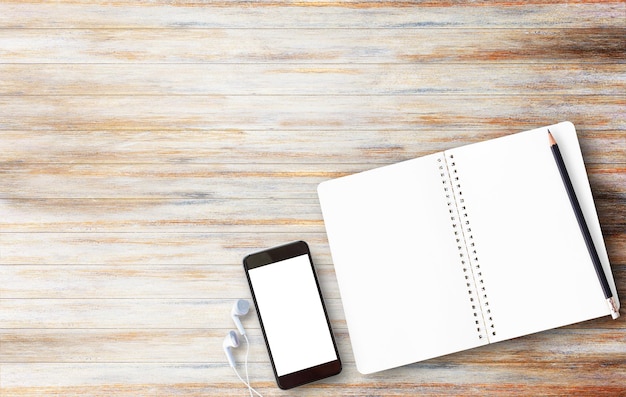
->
[223, 330, 240, 368]
[231, 299, 250, 336]
[224, 299, 262, 397]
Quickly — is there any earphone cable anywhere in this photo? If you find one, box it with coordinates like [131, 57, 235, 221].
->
[243, 333, 252, 397]
[232, 366, 264, 397]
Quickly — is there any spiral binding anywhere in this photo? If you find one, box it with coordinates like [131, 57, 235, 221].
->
[438, 154, 496, 341]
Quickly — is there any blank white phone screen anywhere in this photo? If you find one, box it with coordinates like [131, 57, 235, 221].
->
[248, 254, 337, 376]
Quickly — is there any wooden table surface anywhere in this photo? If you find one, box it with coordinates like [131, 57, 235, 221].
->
[1, 1, 625, 396]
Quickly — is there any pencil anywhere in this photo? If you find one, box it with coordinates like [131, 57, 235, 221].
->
[548, 130, 620, 319]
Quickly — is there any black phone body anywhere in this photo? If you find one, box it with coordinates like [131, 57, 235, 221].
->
[243, 241, 342, 389]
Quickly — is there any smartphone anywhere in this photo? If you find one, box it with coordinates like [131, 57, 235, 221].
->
[243, 241, 341, 389]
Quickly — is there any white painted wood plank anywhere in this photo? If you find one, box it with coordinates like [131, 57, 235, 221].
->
[0, 232, 334, 265]
[2, 28, 624, 64]
[1, 131, 623, 165]
[1, 3, 624, 29]
[1, 362, 625, 395]
[2, 64, 625, 96]
[1, 95, 624, 132]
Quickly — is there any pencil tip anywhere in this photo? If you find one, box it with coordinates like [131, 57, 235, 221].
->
[547, 129, 556, 146]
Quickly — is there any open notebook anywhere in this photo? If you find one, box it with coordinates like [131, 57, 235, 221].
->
[317, 122, 619, 374]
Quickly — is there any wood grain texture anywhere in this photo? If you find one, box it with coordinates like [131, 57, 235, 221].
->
[0, 1, 625, 396]
[3, 64, 625, 96]
[0, 2, 624, 29]
[1, 28, 625, 64]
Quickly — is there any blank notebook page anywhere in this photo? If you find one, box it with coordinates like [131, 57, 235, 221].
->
[318, 153, 488, 374]
[447, 125, 614, 343]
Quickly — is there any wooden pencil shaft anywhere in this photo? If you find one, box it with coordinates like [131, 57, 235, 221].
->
[549, 136, 612, 299]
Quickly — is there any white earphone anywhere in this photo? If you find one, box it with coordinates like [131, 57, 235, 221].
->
[223, 330, 239, 368]
[223, 299, 263, 397]
[231, 298, 250, 336]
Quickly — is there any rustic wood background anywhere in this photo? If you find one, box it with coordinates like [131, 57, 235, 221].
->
[0, 1, 624, 396]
